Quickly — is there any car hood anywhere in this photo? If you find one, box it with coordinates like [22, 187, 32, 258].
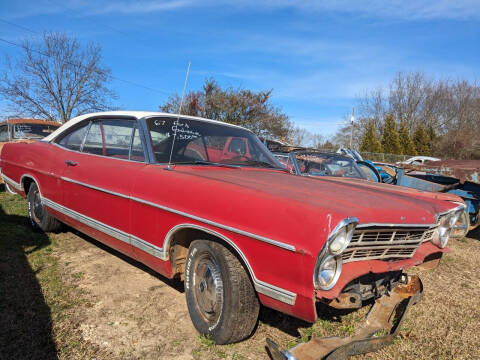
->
[171, 166, 456, 227]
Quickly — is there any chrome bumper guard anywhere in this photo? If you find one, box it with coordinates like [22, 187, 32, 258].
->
[266, 275, 423, 360]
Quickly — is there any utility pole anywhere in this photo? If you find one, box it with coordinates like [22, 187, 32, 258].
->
[349, 107, 355, 149]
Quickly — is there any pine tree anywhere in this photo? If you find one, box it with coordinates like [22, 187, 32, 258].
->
[398, 121, 417, 155]
[360, 121, 383, 153]
[426, 124, 437, 155]
[381, 113, 402, 154]
[413, 125, 431, 155]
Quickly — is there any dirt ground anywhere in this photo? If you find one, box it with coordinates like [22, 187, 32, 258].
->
[55, 227, 480, 360]
[1, 192, 480, 359]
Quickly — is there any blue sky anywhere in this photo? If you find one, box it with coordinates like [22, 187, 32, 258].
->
[1, 0, 479, 136]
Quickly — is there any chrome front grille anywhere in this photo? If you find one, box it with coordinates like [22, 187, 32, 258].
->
[342, 227, 436, 263]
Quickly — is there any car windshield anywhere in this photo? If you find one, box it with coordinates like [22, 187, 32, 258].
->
[146, 117, 285, 169]
[13, 123, 58, 139]
[294, 152, 366, 179]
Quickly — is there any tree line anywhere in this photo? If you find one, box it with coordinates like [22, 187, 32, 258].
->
[350, 72, 480, 159]
[359, 114, 435, 156]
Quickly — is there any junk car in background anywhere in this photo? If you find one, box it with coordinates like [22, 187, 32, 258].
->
[0, 118, 60, 193]
[395, 160, 480, 237]
[273, 149, 376, 181]
[0, 112, 465, 359]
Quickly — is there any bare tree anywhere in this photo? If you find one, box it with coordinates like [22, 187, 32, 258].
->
[357, 86, 387, 135]
[345, 71, 480, 159]
[310, 133, 327, 149]
[0, 32, 115, 123]
[287, 126, 310, 147]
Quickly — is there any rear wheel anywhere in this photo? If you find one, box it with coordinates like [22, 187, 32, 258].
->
[185, 240, 260, 344]
[27, 182, 61, 232]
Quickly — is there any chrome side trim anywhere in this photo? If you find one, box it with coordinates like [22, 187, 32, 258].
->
[41, 197, 297, 306]
[61, 176, 296, 252]
[163, 223, 297, 305]
[61, 177, 130, 199]
[356, 222, 437, 228]
[131, 235, 165, 259]
[42, 197, 130, 244]
[1, 172, 22, 191]
[133, 196, 296, 252]
[20, 174, 44, 196]
[255, 280, 297, 306]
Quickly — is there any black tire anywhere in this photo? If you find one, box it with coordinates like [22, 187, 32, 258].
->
[27, 182, 61, 232]
[185, 240, 260, 344]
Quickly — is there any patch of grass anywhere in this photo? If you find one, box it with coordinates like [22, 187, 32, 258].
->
[339, 324, 355, 336]
[71, 272, 84, 280]
[0, 192, 105, 359]
[231, 352, 246, 360]
[198, 333, 216, 347]
[316, 318, 334, 332]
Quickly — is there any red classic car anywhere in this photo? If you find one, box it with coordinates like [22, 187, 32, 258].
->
[0, 118, 60, 193]
[0, 112, 464, 354]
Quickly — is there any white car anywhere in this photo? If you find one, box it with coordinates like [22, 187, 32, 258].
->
[399, 156, 441, 166]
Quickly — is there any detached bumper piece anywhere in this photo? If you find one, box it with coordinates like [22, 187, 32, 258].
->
[266, 275, 423, 360]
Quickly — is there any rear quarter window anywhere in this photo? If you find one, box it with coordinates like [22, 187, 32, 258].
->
[57, 122, 90, 151]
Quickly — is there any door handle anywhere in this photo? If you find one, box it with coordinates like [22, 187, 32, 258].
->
[65, 160, 78, 166]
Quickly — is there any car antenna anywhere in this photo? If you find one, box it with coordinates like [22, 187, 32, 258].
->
[165, 60, 191, 171]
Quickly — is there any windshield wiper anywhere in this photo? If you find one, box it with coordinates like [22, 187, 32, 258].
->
[176, 160, 240, 168]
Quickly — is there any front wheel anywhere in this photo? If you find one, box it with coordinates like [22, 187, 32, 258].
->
[27, 182, 62, 232]
[185, 240, 260, 344]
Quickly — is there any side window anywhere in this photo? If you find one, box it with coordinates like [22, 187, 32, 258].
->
[83, 119, 134, 159]
[57, 122, 90, 151]
[130, 126, 145, 162]
[0, 125, 8, 141]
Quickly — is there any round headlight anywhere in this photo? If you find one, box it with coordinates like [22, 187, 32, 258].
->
[316, 255, 342, 290]
[434, 211, 461, 248]
[329, 228, 347, 254]
[329, 223, 355, 255]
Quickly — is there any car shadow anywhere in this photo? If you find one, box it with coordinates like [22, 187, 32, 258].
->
[0, 189, 58, 359]
[468, 226, 480, 241]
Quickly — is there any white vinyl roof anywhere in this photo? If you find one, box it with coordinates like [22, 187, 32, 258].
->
[42, 111, 248, 142]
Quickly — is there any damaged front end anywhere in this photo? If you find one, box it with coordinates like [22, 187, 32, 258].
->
[267, 274, 423, 360]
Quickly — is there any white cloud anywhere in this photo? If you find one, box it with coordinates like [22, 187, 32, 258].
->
[88, 0, 194, 15]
